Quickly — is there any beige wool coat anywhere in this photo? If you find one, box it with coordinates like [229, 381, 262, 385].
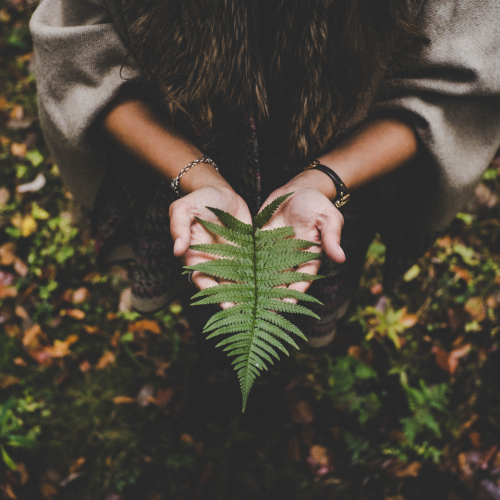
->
[30, 0, 500, 232]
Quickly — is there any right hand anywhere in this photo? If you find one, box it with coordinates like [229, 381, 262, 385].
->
[169, 184, 252, 294]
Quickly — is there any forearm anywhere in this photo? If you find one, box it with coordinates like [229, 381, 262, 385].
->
[102, 97, 230, 195]
[288, 118, 418, 200]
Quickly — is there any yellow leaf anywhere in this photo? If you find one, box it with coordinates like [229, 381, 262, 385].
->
[403, 264, 420, 282]
[21, 215, 37, 237]
[31, 203, 50, 220]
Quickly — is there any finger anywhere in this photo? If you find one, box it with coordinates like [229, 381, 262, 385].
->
[218, 278, 235, 309]
[192, 271, 218, 291]
[317, 210, 346, 263]
[288, 264, 321, 296]
[170, 203, 193, 257]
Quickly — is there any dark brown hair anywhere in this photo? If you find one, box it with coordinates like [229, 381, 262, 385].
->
[125, 0, 425, 156]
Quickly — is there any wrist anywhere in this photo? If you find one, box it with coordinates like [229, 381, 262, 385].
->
[284, 169, 338, 201]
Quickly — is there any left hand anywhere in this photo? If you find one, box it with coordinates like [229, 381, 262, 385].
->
[258, 169, 346, 295]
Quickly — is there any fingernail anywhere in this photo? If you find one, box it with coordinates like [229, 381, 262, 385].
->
[173, 237, 181, 254]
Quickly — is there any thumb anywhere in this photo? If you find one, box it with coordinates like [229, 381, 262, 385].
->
[318, 213, 346, 263]
[170, 206, 193, 257]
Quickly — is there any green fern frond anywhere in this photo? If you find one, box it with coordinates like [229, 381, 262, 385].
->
[186, 193, 325, 412]
[253, 192, 293, 229]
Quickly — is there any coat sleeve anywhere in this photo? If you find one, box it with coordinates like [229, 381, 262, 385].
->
[30, 0, 140, 208]
[372, 0, 500, 231]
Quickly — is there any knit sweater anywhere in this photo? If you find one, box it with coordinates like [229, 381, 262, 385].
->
[30, 0, 500, 232]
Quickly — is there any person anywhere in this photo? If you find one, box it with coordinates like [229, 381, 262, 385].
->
[30, 0, 500, 347]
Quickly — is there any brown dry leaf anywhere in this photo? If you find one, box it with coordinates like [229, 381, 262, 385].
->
[96, 351, 115, 370]
[22, 324, 46, 347]
[72, 287, 90, 304]
[15, 305, 29, 320]
[13, 258, 28, 277]
[348, 345, 374, 366]
[0, 284, 17, 299]
[0, 374, 20, 389]
[469, 431, 481, 448]
[79, 360, 91, 373]
[155, 361, 171, 377]
[83, 325, 101, 335]
[10, 104, 23, 121]
[16, 462, 29, 485]
[129, 319, 161, 334]
[399, 310, 418, 328]
[13, 357, 27, 366]
[40, 482, 57, 499]
[5, 325, 21, 338]
[307, 445, 333, 476]
[464, 297, 486, 322]
[155, 387, 174, 407]
[290, 401, 314, 425]
[113, 396, 135, 404]
[180, 434, 194, 445]
[0, 187, 10, 205]
[69, 457, 86, 475]
[67, 309, 85, 320]
[44, 335, 79, 358]
[370, 283, 383, 295]
[0, 483, 17, 500]
[0, 242, 16, 266]
[451, 265, 472, 284]
[11, 142, 26, 157]
[448, 344, 472, 374]
[387, 460, 421, 478]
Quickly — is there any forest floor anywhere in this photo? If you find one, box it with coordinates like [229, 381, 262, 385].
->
[1, 2, 500, 499]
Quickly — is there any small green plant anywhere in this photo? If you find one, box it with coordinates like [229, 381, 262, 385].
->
[185, 193, 324, 411]
[0, 398, 42, 470]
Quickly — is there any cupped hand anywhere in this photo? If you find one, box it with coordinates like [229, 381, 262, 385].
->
[258, 179, 345, 296]
[169, 185, 253, 296]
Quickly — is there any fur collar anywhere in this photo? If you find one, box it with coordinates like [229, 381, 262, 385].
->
[124, 0, 417, 157]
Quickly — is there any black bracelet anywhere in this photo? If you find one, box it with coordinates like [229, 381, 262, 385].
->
[304, 160, 350, 208]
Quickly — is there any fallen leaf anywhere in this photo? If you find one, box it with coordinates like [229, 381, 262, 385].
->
[13, 257, 28, 277]
[0, 243, 16, 265]
[448, 344, 472, 374]
[0, 483, 17, 500]
[180, 434, 194, 445]
[10, 104, 23, 121]
[469, 431, 481, 448]
[387, 460, 421, 478]
[290, 401, 314, 425]
[16, 462, 28, 485]
[370, 283, 383, 295]
[348, 345, 374, 366]
[129, 319, 161, 334]
[15, 305, 29, 320]
[16, 173, 46, 193]
[13, 357, 26, 366]
[44, 335, 79, 358]
[83, 325, 101, 335]
[464, 297, 486, 322]
[307, 445, 333, 476]
[22, 324, 46, 347]
[400, 310, 418, 328]
[67, 309, 85, 320]
[20, 215, 37, 237]
[69, 457, 86, 475]
[113, 396, 135, 404]
[0, 187, 10, 205]
[155, 387, 174, 407]
[11, 142, 26, 157]
[0, 374, 20, 389]
[72, 287, 90, 304]
[79, 360, 91, 373]
[96, 351, 115, 370]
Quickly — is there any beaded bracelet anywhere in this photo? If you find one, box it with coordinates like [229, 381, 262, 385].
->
[171, 154, 218, 198]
